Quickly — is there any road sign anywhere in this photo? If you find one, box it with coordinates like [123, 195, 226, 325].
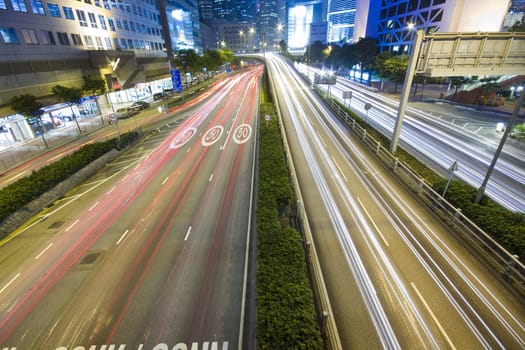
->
[171, 69, 183, 92]
[416, 32, 525, 77]
[264, 114, 271, 127]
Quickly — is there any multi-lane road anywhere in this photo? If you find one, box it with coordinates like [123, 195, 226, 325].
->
[267, 54, 525, 349]
[0, 65, 262, 349]
[296, 62, 525, 212]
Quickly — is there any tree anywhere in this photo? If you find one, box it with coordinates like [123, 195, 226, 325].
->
[509, 21, 525, 32]
[82, 74, 107, 117]
[51, 85, 84, 134]
[279, 39, 287, 54]
[305, 41, 328, 65]
[373, 51, 395, 90]
[353, 37, 378, 84]
[9, 94, 48, 148]
[449, 76, 472, 101]
[82, 74, 107, 96]
[172, 49, 203, 75]
[383, 54, 409, 93]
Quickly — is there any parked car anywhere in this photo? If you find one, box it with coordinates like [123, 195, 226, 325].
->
[153, 92, 167, 101]
[130, 101, 150, 111]
[115, 107, 138, 119]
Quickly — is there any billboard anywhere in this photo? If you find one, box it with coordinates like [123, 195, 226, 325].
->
[171, 69, 183, 92]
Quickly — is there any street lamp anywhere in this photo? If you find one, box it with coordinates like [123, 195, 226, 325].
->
[442, 160, 458, 198]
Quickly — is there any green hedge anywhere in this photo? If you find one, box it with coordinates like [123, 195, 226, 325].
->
[0, 131, 140, 226]
[256, 100, 324, 349]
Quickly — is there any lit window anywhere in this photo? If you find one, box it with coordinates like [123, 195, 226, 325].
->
[0, 27, 19, 43]
[99, 14, 107, 29]
[108, 18, 115, 31]
[11, 0, 27, 12]
[71, 33, 83, 45]
[63, 6, 74, 19]
[0, 0, 7, 10]
[41, 30, 56, 45]
[88, 12, 97, 28]
[84, 35, 94, 48]
[95, 36, 103, 49]
[76, 9, 87, 26]
[30, 0, 45, 15]
[21, 28, 39, 44]
[47, 3, 60, 17]
[57, 32, 70, 45]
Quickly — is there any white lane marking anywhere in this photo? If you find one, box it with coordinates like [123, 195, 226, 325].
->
[162, 177, 169, 185]
[6, 171, 27, 183]
[184, 226, 192, 241]
[317, 131, 327, 148]
[186, 147, 191, 153]
[357, 197, 389, 247]
[121, 174, 130, 182]
[209, 174, 214, 182]
[35, 243, 54, 260]
[88, 201, 100, 212]
[65, 219, 79, 232]
[411, 282, 457, 350]
[106, 186, 116, 195]
[116, 229, 130, 245]
[331, 155, 348, 182]
[0, 273, 21, 295]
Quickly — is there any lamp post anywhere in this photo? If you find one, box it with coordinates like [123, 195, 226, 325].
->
[442, 160, 458, 198]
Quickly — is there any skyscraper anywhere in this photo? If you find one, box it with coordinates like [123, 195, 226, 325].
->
[286, 0, 325, 51]
[327, 0, 356, 44]
[361, 0, 511, 53]
[160, 0, 202, 55]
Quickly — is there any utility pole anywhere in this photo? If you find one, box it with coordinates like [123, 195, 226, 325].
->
[475, 89, 525, 203]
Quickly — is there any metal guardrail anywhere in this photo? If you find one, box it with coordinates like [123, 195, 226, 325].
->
[321, 94, 525, 298]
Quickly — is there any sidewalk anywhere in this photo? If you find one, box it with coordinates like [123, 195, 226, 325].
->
[0, 115, 106, 176]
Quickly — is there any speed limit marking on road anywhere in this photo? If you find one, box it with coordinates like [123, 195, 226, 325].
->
[233, 124, 252, 144]
[202, 125, 224, 146]
[170, 127, 197, 149]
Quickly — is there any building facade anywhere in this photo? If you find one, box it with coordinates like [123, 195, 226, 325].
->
[0, 0, 169, 115]
[160, 0, 202, 56]
[286, 0, 325, 52]
[327, 0, 356, 44]
[361, 0, 511, 53]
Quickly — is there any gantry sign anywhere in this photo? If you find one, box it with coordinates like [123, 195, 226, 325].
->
[391, 31, 525, 202]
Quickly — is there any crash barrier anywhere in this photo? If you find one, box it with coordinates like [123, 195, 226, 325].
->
[321, 94, 525, 298]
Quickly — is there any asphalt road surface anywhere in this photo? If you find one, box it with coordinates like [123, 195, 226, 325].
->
[267, 54, 525, 349]
[296, 63, 525, 212]
[0, 65, 262, 350]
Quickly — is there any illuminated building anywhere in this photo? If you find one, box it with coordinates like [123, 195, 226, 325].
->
[161, 0, 202, 54]
[286, 0, 324, 52]
[0, 0, 167, 113]
[358, 0, 511, 53]
[327, 0, 356, 44]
